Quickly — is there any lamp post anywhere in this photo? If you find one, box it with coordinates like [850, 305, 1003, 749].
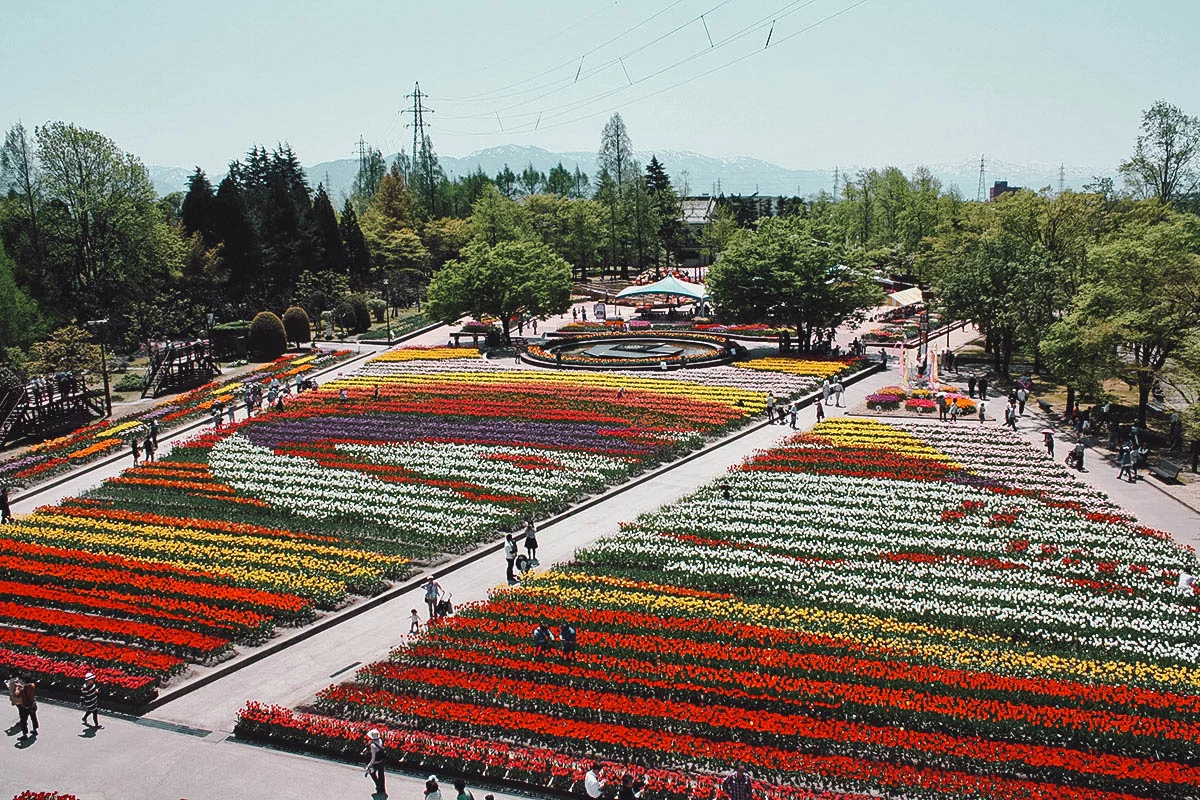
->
[382, 278, 392, 343]
[85, 318, 112, 417]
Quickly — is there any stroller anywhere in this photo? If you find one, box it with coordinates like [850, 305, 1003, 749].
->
[435, 593, 455, 620]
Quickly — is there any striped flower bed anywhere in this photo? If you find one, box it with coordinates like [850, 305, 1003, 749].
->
[242, 418, 1200, 800]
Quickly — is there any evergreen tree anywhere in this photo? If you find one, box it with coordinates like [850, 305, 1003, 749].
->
[340, 198, 372, 290]
[546, 163, 573, 198]
[518, 163, 545, 196]
[181, 168, 218, 247]
[353, 145, 387, 205]
[212, 172, 260, 311]
[312, 184, 346, 274]
[495, 164, 517, 199]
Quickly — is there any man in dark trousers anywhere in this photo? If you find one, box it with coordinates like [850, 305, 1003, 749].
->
[722, 763, 754, 800]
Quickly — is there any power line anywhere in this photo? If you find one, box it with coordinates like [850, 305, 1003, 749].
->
[440, 0, 819, 127]
[440, 0, 689, 102]
[438, 0, 740, 117]
[440, 0, 866, 138]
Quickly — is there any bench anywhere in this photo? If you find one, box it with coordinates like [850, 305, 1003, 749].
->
[1036, 399, 1053, 414]
[1150, 459, 1184, 483]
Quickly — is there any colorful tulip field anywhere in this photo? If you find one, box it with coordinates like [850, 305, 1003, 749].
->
[238, 417, 1200, 800]
[0, 345, 784, 705]
[0, 348, 351, 489]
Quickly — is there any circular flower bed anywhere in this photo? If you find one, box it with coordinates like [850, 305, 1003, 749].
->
[524, 333, 735, 371]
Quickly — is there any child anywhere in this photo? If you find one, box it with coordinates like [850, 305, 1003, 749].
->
[409, 608, 421, 635]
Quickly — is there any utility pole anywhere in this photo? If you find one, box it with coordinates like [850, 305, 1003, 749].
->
[402, 82, 436, 214]
[976, 155, 986, 202]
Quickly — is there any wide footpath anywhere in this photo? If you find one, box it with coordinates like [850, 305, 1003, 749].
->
[7, 316, 1195, 800]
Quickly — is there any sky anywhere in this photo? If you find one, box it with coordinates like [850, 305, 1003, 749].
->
[2, 0, 1199, 175]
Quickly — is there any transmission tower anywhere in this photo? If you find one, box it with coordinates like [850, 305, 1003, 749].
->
[976, 155, 986, 202]
[402, 83, 435, 211]
[1058, 163, 1066, 195]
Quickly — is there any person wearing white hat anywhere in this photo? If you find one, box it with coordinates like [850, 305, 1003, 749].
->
[362, 729, 387, 796]
[80, 672, 101, 728]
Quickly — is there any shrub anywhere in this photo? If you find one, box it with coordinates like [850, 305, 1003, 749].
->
[282, 306, 312, 346]
[248, 312, 287, 361]
[114, 373, 144, 393]
[345, 294, 372, 333]
[333, 302, 358, 335]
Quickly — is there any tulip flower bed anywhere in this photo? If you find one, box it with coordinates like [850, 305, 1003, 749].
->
[0, 348, 768, 706]
[0, 348, 351, 489]
[242, 417, 1200, 800]
[733, 355, 866, 380]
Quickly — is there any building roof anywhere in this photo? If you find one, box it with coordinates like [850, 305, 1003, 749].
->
[680, 197, 716, 225]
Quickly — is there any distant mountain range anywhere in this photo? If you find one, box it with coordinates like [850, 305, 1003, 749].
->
[148, 145, 1116, 202]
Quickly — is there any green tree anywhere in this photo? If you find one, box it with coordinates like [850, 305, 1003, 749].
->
[34, 122, 166, 324]
[707, 216, 882, 350]
[312, 184, 346, 275]
[1119, 100, 1200, 207]
[1063, 211, 1200, 426]
[339, 199, 372, 290]
[426, 240, 571, 345]
[1, 122, 44, 295]
[419, 217, 471, 272]
[353, 144, 387, 206]
[495, 164, 517, 199]
[517, 163, 545, 197]
[0, 241, 43, 353]
[470, 185, 528, 247]
[24, 325, 100, 376]
[181, 168, 218, 247]
[545, 163, 574, 198]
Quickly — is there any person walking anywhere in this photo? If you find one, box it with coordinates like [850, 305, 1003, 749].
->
[967, 376, 976, 398]
[1118, 445, 1133, 481]
[361, 729, 387, 796]
[1, 487, 11, 524]
[722, 762, 755, 800]
[560, 622, 578, 661]
[816, 401, 825, 423]
[585, 762, 608, 799]
[532, 622, 554, 659]
[523, 517, 539, 565]
[421, 577, 442, 621]
[80, 672, 101, 728]
[15, 675, 37, 740]
[504, 532, 519, 584]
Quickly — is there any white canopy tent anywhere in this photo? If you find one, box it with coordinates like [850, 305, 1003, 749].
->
[614, 275, 710, 303]
[884, 287, 924, 308]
